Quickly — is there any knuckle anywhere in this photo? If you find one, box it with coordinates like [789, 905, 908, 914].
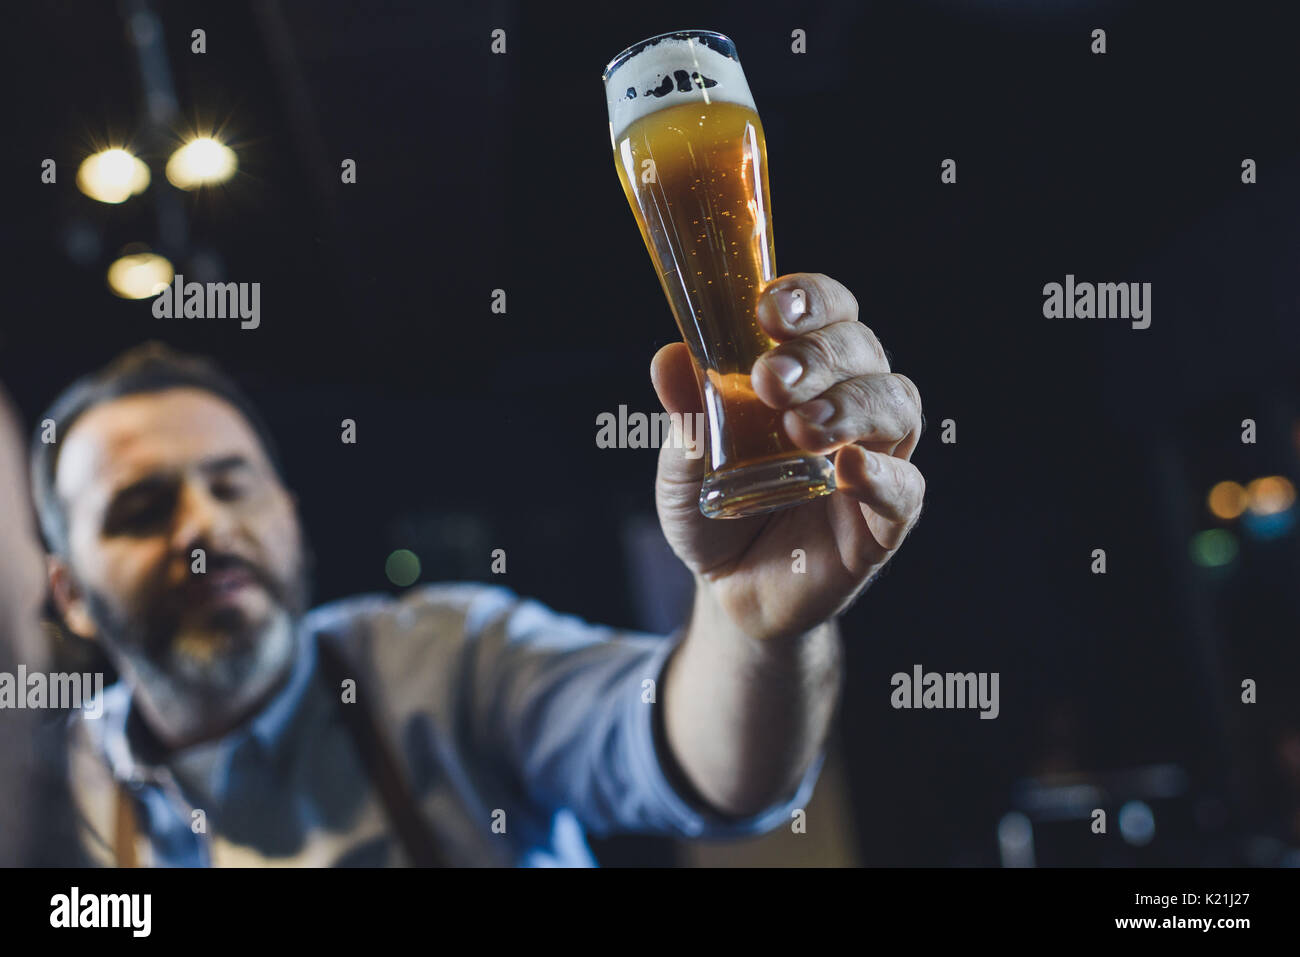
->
[843, 322, 883, 369]
[814, 272, 857, 319]
[840, 283, 860, 321]
[844, 377, 907, 439]
[858, 324, 888, 368]
[890, 460, 910, 499]
[883, 375, 910, 412]
[892, 373, 923, 430]
[822, 323, 866, 373]
[894, 372, 921, 406]
[909, 471, 927, 515]
[792, 330, 838, 373]
[875, 377, 912, 433]
[839, 375, 878, 417]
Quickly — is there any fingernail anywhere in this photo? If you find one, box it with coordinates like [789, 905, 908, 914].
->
[861, 449, 879, 472]
[774, 286, 807, 323]
[765, 354, 803, 387]
[796, 399, 835, 425]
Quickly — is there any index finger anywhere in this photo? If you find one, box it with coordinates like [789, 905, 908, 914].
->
[755, 272, 859, 340]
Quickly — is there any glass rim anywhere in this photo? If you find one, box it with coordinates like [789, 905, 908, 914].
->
[602, 29, 735, 83]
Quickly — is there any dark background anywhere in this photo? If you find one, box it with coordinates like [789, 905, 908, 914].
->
[3, 0, 1298, 865]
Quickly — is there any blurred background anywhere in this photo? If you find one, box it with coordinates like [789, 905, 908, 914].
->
[2, 0, 1297, 866]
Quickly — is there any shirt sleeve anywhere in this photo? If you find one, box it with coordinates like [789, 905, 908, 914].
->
[461, 583, 826, 840]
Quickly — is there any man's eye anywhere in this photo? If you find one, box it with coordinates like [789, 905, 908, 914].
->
[212, 479, 251, 501]
[110, 497, 171, 534]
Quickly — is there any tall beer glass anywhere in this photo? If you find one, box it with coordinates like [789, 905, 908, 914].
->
[603, 30, 836, 519]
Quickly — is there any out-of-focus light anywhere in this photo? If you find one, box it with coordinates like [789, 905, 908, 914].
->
[76, 148, 150, 204]
[996, 811, 1035, 869]
[1118, 800, 1155, 847]
[1190, 529, 1237, 567]
[106, 251, 173, 299]
[1242, 509, 1296, 541]
[1246, 476, 1296, 516]
[1207, 480, 1248, 520]
[385, 549, 421, 588]
[165, 137, 237, 189]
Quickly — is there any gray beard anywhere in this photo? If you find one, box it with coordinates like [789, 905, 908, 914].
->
[94, 599, 300, 747]
[130, 610, 297, 721]
[76, 547, 313, 747]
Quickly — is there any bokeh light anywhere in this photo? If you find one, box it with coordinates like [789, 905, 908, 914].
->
[1118, 800, 1156, 846]
[1207, 480, 1248, 520]
[76, 148, 150, 204]
[165, 136, 237, 189]
[106, 251, 174, 299]
[1246, 476, 1295, 516]
[385, 549, 421, 587]
[1242, 508, 1296, 541]
[1190, 529, 1238, 567]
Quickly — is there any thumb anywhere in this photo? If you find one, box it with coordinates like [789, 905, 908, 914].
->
[650, 341, 704, 417]
[648, 343, 766, 575]
[649, 342, 708, 506]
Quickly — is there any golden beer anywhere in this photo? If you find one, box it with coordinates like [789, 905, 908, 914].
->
[605, 32, 835, 518]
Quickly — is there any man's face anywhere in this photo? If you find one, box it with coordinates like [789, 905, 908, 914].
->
[53, 387, 307, 716]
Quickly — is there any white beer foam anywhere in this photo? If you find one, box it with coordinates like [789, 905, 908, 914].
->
[605, 36, 756, 140]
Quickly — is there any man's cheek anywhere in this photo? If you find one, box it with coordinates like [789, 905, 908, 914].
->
[100, 544, 169, 614]
[263, 507, 302, 576]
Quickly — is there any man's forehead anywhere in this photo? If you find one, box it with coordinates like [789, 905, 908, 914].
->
[56, 387, 268, 499]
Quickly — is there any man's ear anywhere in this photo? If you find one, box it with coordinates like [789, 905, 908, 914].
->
[47, 555, 96, 640]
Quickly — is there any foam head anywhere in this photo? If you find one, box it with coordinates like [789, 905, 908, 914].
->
[603, 31, 757, 143]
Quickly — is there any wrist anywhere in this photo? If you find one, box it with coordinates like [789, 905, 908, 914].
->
[689, 576, 840, 664]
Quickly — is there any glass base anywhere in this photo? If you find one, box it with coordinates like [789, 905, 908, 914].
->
[699, 455, 837, 519]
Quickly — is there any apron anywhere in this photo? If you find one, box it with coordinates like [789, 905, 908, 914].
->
[113, 633, 448, 867]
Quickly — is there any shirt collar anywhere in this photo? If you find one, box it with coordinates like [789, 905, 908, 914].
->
[247, 622, 317, 757]
[86, 622, 317, 787]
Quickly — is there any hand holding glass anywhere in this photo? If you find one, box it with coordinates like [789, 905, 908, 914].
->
[603, 30, 837, 519]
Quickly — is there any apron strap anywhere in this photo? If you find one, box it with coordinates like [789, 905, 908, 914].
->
[315, 634, 449, 867]
[113, 781, 139, 867]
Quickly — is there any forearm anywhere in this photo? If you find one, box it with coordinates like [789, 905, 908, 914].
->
[661, 578, 844, 818]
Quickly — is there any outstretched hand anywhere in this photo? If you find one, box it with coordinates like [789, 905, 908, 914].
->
[651, 273, 925, 643]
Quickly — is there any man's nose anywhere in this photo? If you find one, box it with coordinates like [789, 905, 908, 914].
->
[170, 479, 233, 554]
